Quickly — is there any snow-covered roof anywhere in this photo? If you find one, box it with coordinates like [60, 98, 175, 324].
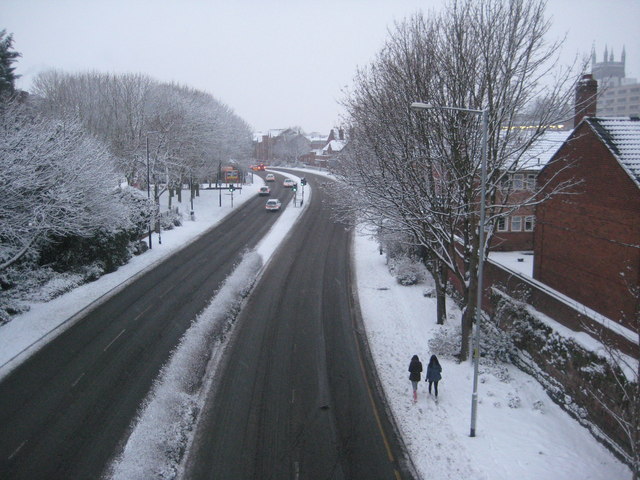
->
[586, 117, 640, 187]
[323, 139, 346, 154]
[518, 130, 571, 171]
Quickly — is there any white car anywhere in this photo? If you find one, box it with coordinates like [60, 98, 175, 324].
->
[265, 173, 275, 182]
[258, 186, 271, 196]
[265, 199, 282, 211]
[283, 178, 295, 188]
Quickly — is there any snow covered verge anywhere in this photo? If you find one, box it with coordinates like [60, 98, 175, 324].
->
[488, 289, 637, 467]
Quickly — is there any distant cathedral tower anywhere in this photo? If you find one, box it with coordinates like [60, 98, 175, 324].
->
[591, 44, 626, 88]
[589, 44, 638, 117]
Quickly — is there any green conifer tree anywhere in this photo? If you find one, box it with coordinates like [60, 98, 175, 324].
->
[0, 29, 21, 95]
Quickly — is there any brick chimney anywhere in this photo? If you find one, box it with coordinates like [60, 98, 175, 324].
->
[574, 74, 598, 127]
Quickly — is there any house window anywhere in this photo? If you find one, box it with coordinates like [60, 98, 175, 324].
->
[512, 174, 524, 190]
[497, 217, 508, 232]
[524, 216, 534, 231]
[525, 174, 536, 190]
[500, 175, 510, 191]
[511, 216, 523, 231]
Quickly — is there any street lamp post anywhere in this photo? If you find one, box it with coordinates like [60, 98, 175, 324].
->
[410, 102, 488, 438]
[146, 135, 152, 250]
[218, 161, 222, 207]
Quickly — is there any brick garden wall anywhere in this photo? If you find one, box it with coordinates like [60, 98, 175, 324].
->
[482, 259, 638, 358]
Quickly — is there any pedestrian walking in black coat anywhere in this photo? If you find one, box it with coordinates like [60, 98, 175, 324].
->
[426, 355, 442, 398]
[408, 355, 423, 403]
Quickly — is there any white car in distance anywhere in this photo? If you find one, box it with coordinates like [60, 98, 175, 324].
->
[265, 199, 281, 211]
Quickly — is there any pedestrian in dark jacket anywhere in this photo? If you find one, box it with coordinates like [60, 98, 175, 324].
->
[408, 355, 423, 403]
[426, 355, 442, 397]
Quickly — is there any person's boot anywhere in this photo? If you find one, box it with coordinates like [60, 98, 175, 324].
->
[413, 390, 417, 403]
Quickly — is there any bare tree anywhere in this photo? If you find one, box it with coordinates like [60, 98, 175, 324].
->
[336, 0, 581, 359]
[145, 83, 253, 201]
[583, 275, 639, 480]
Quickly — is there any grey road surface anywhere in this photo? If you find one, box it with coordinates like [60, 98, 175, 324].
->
[0, 173, 292, 479]
[183, 172, 413, 480]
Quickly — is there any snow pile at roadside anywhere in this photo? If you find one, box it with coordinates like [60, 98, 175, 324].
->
[353, 232, 629, 480]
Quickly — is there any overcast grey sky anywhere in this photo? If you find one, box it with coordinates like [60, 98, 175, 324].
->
[4, 0, 639, 134]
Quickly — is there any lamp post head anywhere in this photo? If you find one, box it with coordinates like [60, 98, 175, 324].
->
[411, 102, 486, 116]
[410, 102, 433, 110]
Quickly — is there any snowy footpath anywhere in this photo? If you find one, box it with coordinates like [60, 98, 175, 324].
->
[0, 169, 630, 480]
[354, 233, 629, 480]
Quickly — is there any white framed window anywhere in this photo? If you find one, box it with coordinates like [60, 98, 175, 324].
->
[512, 174, 524, 190]
[511, 216, 523, 231]
[525, 174, 536, 190]
[524, 215, 535, 231]
[497, 217, 508, 232]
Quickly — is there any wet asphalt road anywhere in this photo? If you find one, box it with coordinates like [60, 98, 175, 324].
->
[182, 171, 412, 480]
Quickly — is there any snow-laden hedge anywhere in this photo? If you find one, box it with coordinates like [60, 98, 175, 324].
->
[390, 256, 428, 286]
[0, 186, 154, 324]
[489, 288, 637, 468]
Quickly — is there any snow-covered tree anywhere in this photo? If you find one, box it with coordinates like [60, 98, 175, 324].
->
[271, 128, 311, 164]
[32, 71, 253, 193]
[32, 70, 153, 183]
[0, 98, 133, 270]
[335, 0, 581, 359]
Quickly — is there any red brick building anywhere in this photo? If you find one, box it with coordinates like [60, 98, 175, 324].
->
[533, 112, 640, 329]
[489, 130, 569, 251]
